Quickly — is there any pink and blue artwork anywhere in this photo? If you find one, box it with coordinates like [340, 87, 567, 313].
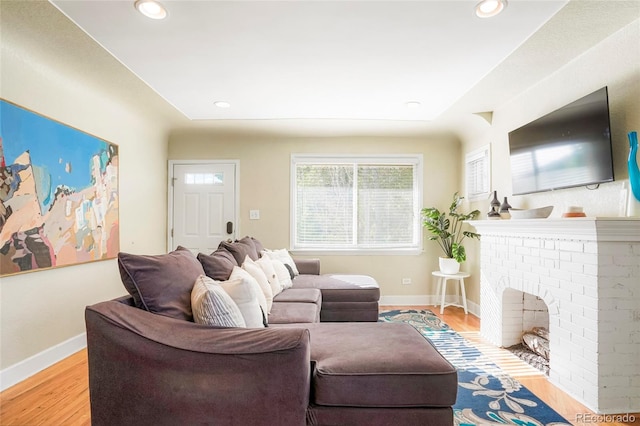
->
[0, 100, 119, 276]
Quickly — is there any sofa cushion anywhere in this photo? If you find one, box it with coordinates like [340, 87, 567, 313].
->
[269, 302, 321, 324]
[271, 259, 293, 289]
[198, 249, 238, 281]
[262, 248, 299, 276]
[273, 288, 322, 306]
[118, 247, 204, 321]
[220, 236, 259, 264]
[220, 268, 266, 328]
[292, 274, 380, 303]
[191, 275, 246, 328]
[229, 266, 269, 323]
[302, 322, 458, 408]
[241, 256, 274, 313]
[256, 256, 282, 296]
[250, 237, 265, 254]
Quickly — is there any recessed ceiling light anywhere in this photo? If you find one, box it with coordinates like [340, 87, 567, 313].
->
[475, 0, 507, 18]
[214, 101, 231, 108]
[134, 0, 168, 20]
[405, 101, 422, 109]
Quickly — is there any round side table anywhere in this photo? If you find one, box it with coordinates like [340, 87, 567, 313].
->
[432, 271, 470, 315]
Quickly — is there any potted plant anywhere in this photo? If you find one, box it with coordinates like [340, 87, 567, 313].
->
[421, 192, 480, 274]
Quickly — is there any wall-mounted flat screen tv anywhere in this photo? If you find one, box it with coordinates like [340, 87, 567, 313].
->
[508, 87, 614, 195]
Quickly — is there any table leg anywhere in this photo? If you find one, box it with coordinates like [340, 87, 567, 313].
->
[440, 277, 447, 314]
[459, 278, 468, 315]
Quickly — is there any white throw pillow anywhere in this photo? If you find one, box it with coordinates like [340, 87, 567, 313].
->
[191, 275, 246, 328]
[228, 266, 268, 327]
[262, 248, 299, 276]
[256, 256, 282, 296]
[242, 255, 274, 313]
[271, 258, 293, 290]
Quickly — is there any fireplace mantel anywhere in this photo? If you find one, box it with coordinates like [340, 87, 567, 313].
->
[469, 216, 640, 414]
[469, 217, 640, 242]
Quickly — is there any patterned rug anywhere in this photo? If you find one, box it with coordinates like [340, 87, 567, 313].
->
[379, 309, 572, 426]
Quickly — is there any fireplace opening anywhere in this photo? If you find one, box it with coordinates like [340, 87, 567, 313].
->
[502, 289, 550, 375]
[507, 327, 550, 375]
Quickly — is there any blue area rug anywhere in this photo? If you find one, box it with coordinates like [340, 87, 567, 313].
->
[379, 309, 572, 426]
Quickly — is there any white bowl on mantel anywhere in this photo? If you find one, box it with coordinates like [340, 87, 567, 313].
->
[509, 206, 554, 219]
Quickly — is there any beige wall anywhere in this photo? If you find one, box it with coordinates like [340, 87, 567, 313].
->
[0, 2, 178, 371]
[460, 18, 640, 304]
[169, 133, 462, 301]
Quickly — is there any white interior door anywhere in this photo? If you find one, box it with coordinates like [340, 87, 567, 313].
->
[170, 162, 237, 254]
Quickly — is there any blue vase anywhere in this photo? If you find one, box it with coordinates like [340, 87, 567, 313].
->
[629, 131, 640, 201]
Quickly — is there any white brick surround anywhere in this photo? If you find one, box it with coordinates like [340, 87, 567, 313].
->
[470, 218, 640, 415]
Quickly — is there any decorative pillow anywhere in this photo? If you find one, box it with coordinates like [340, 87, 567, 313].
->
[219, 236, 259, 265]
[197, 248, 238, 281]
[118, 246, 204, 321]
[271, 258, 293, 290]
[223, 267, 267, 328]
[242, 256, 274, 313]
[191, 275, 246, 328]
[262, 248, 299, 276]
[283, 263, 296, 280]
[230, 265, 268, 319]
[256, 256, 282, 296]
[250, 237, 265, 254]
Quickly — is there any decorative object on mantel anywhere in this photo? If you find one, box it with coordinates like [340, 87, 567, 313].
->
[499, 197, 512, 219]
[562, 206, 586, 218]
[509, 206, 554, 219]
[627, 131, 640, 216]
[487, 190, 501, 219]
[422, 192, 480, 274]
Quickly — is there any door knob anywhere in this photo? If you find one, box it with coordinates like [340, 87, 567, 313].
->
[226, 221, 233, 234]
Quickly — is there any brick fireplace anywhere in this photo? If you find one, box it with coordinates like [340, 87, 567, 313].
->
[470, 218, 640, 414]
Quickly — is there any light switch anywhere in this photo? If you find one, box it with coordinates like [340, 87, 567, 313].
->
[249, 210, 260, 220]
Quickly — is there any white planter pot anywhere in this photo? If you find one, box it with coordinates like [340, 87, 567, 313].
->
[439, 257, 460, 274]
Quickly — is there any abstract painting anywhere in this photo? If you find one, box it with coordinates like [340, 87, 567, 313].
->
[0, 100, 119, 276]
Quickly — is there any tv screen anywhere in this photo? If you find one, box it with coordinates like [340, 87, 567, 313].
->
[508, 87, 614, 195]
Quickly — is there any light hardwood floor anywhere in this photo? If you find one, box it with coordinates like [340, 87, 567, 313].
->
[1, 306, 638, 426]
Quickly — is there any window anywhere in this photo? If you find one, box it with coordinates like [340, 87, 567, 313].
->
[291, 155, 422, 254]
[184, 172, 224, 185]
[465, 144, 491, 201]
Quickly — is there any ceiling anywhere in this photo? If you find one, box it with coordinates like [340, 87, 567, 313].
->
[47, 0, 639, 136]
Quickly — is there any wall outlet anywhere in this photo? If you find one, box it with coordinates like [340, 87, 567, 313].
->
[249, 210, 260, 220]
[401, 278, 412, 285]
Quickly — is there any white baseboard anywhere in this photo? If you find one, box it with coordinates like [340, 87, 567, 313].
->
[0, 333, 87, 392]
[380, 294, 433, 306]
[380, 294, 480, 317]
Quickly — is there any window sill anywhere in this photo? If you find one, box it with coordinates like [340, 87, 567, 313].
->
[289, 247, 423, 256]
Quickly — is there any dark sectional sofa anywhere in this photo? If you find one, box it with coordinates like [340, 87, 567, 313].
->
[86, 237, 458, 425]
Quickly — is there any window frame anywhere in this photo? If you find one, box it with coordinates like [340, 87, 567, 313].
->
[290, 154, 423, 255]
[465, 144, 491, 201]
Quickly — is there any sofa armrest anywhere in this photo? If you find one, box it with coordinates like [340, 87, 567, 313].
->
[294, 258, 320, 275]
[86, 301, 310, 426]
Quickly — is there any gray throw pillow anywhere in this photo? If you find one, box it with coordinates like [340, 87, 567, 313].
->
[118, 246, 204, 321]
[219, 236, 259, 264]
[198, 249, 238, 281]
